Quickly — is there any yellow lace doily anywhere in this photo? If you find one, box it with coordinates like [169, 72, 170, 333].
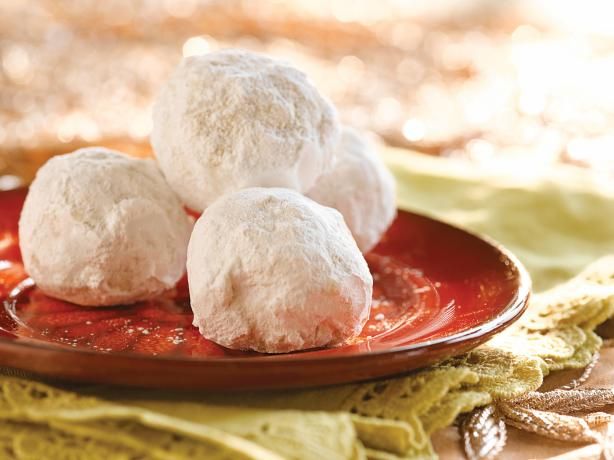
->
[1, 149, 613, 459]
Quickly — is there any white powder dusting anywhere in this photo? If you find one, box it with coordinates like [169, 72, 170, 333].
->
[307, 127, 397, 253]
[151, 49, 340, 211]
[187, 187, 373, 353]
[19, 147, 193, 307]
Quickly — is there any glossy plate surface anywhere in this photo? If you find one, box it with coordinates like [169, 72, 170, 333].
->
[0, 188, 530, 390]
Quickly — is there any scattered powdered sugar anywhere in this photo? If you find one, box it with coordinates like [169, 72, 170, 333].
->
[19, 147, 193, 306]
[187, 187, 373, 353]
[307, 127, 397, 253]
[152, 49, 340, 211]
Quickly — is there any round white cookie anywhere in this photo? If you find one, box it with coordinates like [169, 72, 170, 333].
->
[19, 147, 193, 307]
[187, 187, 373, 353]
[151, 49, 340, 211]
[307, 127, 397, 253]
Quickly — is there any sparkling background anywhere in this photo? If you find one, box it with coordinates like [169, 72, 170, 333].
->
[1, 0, 613, 188]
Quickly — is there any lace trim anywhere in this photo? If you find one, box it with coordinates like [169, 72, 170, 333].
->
[1, 256, 612, 459]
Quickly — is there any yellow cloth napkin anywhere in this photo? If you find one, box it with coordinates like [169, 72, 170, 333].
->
[385, 148, 614, 292]
[1, 148, 613, 460]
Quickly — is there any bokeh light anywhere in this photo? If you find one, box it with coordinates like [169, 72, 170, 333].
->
[0, 0, 613, 181]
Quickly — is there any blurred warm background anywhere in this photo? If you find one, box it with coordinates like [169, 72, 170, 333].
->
[1, 0, 613, 189]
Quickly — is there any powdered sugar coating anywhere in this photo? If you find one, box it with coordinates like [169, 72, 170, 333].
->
[151, 49, 340, 211]
[307, 127, 397, 253]
[187, 187, 373, 353]
[19, 148, 193, 307]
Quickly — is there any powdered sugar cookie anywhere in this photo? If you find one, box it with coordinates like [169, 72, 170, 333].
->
[19, 147, 192, 306]
[187, 187, 372, 353]
[308, 127, 396, 252]
[152, 49, 340, 211]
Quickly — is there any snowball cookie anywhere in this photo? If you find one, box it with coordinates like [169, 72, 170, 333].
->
[19, 147, 193, 307]
[151, 49, 340, 212]
[187, 187, 373, 353]
[307, 127, 397, 253]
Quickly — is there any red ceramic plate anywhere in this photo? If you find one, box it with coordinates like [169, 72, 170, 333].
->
[0, 188, 530, 390]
